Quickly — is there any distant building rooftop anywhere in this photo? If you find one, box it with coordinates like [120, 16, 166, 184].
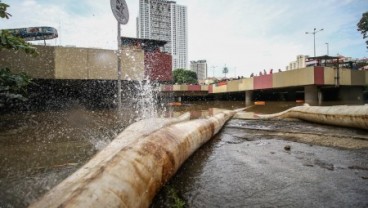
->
[307, 55, 340, 61]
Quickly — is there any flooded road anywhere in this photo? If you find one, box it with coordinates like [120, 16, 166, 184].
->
[1, 101, 367, 207]
[0, 101, 245, 207]
[0, 107, 125, 207]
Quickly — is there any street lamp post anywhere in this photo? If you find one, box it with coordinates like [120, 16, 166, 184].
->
[211, 65, 217, 78]
[305, 28, 324, 57]
[325, 42, 329, 55]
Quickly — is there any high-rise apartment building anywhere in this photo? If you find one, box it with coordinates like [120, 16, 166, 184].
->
[286, 55, 308, 70]
[190, 60, 207, 81]
[137, 0, 188, 70]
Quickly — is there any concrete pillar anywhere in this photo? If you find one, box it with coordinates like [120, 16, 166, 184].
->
[339, 86, 364, 105]
[304, 86, 321, 106]
[317, 90, 323, 106]
[177, 97, 182, 102]
[245, 91, 253, 106]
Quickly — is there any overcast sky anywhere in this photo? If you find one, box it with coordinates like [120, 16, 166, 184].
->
[3, 0, 368, 77]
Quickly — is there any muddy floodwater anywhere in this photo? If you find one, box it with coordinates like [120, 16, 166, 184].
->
[1, 101, 368, 207]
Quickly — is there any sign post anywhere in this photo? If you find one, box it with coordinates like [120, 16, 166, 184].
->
[117, 23, 122, 111]
[110, 0, 129, 111]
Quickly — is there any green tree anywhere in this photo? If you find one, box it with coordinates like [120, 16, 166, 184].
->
[172, 69, 198, 84]
[1, 30, 38, 54]
[0, 1, 37, 108]
[222, 66, 229, 78]
[0, 1, 37, 54]
[357, 11, 368, 49]
[0, 1, 11, 19]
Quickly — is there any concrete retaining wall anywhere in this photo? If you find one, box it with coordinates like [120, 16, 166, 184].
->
[0, 45, 56, 79]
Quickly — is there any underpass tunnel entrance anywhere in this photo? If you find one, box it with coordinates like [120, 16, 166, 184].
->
[252, 87, 305, 102]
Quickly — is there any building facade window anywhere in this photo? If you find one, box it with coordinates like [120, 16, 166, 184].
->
[138, 0, 188, 70]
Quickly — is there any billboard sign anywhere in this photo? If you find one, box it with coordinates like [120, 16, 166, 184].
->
[2, 26, 58, 41]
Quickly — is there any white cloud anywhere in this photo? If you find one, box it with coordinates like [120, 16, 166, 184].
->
[2, 0, 367, 77]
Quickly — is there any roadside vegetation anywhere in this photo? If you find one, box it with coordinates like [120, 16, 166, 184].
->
[0, 1, 37, 108]
[152, 185, 186, 208]
[357, 11, 368, 49]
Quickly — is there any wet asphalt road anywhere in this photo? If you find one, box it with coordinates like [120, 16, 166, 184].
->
[152, 119, 368, 208]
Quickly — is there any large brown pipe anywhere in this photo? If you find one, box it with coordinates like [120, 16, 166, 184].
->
[256, 105, 368, 130]
[30, 110, 236, 208]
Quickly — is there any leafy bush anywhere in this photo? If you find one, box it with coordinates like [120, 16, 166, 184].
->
[0, 30, 37, 55]
[0, 68, 32, 107]
[173, 68, 198, 84]
[0, 1, 37, 108]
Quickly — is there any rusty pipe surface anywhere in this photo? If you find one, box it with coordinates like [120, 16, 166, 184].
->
[255, 105, 368, 130]
[30, 110, 236, 208]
